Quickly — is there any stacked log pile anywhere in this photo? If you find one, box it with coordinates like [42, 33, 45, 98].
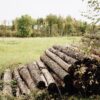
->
[82, 34, 100, 52]
[82, 34, 100, 61]
[0, 45, 100, 97]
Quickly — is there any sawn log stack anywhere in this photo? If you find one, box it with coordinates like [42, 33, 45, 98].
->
[0, 45, 100, 97]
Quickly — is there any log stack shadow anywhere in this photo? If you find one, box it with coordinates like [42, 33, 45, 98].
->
[0, 45, 100, 97]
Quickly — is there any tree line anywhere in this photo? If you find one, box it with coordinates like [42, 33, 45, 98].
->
[0, 14, 99, 37]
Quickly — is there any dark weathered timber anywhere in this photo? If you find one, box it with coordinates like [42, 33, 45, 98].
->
[50, 71, 64, 86]
[3, 69, 12, 96]
[45, 50, 70, 72]
[50, 71, 65, 94]
[13, 68, 30, 95]
[53, 45, 85, 60]
[40, 54, 71, 84]
[37, 60, 58, 92]
[27, 62, 45, 89]
[49, 48, 77, 64]
[19, 66, 36, 91]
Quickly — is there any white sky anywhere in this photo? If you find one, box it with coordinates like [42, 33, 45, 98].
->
[0, 0, 86, 22]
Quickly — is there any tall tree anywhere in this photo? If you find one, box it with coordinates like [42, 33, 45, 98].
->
[82, 0, 100, 33]
[46, 14, 58, 36]
[17, 15, 33, 37]
[82, 0, 100, 24]
[63, 16, 74, 35]
[57, 16, 64, 36]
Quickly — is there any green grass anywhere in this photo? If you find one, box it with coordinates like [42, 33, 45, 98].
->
[0, 36, 81, 72]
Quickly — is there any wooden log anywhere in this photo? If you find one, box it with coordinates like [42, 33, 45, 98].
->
[50, 71, 64, 87]
[45, 50, 70, 72]
[33, 62, 48, 87]
[37, 60, 58, 92]
[16, 87, 21, 97]
[50, 71, 66, 94]
[3, 69, 12, 96]
[27, 62, 45, 89]
[49, 48, 77, 64]
[40, 54, 71, 84]
[53, 45, 85, 60]
[19, 66, 36, 91]
[40, 74, 48, 87]
[13, 68, 30, 95]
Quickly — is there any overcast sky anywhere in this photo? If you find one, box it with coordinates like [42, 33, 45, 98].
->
[0, 0, 86, 22]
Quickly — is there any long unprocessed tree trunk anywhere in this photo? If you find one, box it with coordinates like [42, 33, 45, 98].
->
[37, 60, 58, 92]
[40, 54, 71, 84]
[27, 62, 45, 89]
[3, 69, 12, 96]
[53, 45, 85, 60]
[45, 50, 70, 72]
[13, 68, 30, 95]
[19, 66, 36, 91]
[49, 48, 77, 64]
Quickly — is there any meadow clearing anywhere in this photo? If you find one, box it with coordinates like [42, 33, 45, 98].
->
[0, 36, 81, 72]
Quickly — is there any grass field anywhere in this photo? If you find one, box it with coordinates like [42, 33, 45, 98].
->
[0, 36, 81, 72]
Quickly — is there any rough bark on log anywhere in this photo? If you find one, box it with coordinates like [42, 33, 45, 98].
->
[13, 68, 30, 95]
[50, 71, 65, 94]
[40, 74, 48, 87]
[53, 45, 85, 60]
[27, 62, 45, 89]
[40, 54, 71, 84]
[37, 60, 58, 92]
[16, 87, 21, 97]
[3, 69, 12, 96]
[19, 66, 36, 91]
[50, 71, 64, 87]
[45, 50, 70, 72]
[34, 62, 48, 87]
[49, 48, 77, 64]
